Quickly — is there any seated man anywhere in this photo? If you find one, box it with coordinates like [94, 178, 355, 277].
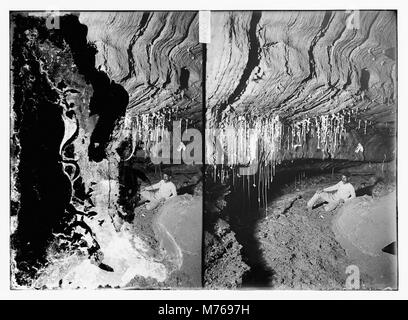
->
[140, 172, 177, 210]
[307, 174, 356, 212]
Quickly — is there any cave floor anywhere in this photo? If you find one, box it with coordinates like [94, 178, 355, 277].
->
[28, 166, 203, 289]
[130, 165, 202, 258]
[237, 173, 397, 290]
[124, 165, 203, 288]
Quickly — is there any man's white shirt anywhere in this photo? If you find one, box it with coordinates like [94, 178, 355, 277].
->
[145, 180, 177, 200]
[324, 181, 356, 201]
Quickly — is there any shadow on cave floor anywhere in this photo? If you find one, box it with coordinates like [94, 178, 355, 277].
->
[230, 207, 274, 288]
[222, 159, 393, 288]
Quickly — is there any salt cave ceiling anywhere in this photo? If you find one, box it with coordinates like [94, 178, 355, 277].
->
[79, 11, 202, 123]
[207, 11, 397, 128]
[77, 11, 396, 129]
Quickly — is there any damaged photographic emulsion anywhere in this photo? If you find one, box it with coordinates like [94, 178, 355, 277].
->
[10, 11, 203, 289]
[204, 10, 397, 290]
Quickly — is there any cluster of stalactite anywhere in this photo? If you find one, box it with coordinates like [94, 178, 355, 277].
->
[289, 111, 347, 158]
[206, 107, 367, 206]
[206, 113, 283, 187]
[122, 106, 190, 162]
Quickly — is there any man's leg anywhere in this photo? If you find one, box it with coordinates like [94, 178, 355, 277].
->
[323, 195, 339, 212]
[141, 191, 162, 210]
[146, 200, 160, 210]
[140, 190, 155, 202]
[307, 192, 322, 208]
[313, 192, 340, 212]
[323, 201, 339, 212]
[307, 191, 337, 211]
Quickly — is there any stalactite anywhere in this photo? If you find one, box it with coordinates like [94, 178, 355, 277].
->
[122, 106, 190, 161]
[206, 107, 366, 207]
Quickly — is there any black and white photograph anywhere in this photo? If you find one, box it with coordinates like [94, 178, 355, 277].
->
[204, 10, 397, 290]
[3, 0, 407, 304]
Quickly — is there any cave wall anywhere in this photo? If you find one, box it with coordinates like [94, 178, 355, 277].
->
[79, 12, 202, 125]
[207, 11, 396, 122]
[279, 123, 395, 163]
[206, 11, 396, 169]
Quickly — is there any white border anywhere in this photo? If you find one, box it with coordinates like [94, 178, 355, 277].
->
[1, 0, 407, 300]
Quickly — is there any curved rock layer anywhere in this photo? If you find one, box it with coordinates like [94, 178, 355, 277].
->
[207, 11, 396, 128]
[79, 12, 202, 125]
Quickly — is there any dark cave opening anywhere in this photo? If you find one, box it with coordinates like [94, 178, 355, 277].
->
[116, 139, 152, 223]
[179, 67, 190, 91]
[215, 158, 393, 287]
[360, 68, 370, 92]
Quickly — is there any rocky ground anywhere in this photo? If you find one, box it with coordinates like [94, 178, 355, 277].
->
[28, 164, 203, 289]
[204, 219, 250, 289]
[203, 176, 251, 289]
[247, 171, 397, 289]
[124, 164, 203, 288]
[128, 164, 202, 255]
